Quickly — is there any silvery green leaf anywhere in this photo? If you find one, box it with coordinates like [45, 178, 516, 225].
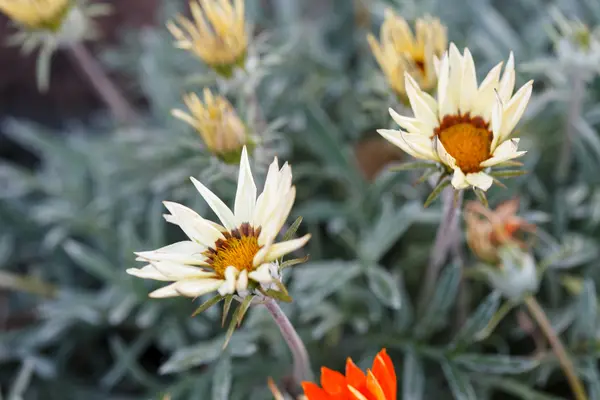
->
[366, 265, 402, 310]
[402, 351, 424, 400]
[451, 291, 501, 349]
[570, 280, 598, 343]
[63, 240, 118, 284]
[415, 264, 461, 338]
[442, 361, 477, 400]
[548, 233, 599, 269]
[293, 261, 361, 309]
[212, 356, 232, 400]
[424, 178, 451, 208]
[454, 354, 540, 375]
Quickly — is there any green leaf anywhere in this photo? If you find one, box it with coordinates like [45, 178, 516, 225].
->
[192, 295, 224, 317]
[222, 296, 234, 327]
[415, 168, 440, 185]
[235, 295, 255, 328]
[282, 216, 303, 242]
[415, 264, 461, 338]
[451, 291, 501, 348]
[571, 280, 597, 342]
[454, 354, 539, 375]
[402, 351, 424, 400]
[279, 255, 310, 271]
[390, 161, 438, 172]
[442, 361, 476, 400]
[293, 261, 362, 309]
[212, 356, 232, 400]
[473, 188, 488, 208]
[489, 169, 528, 178]
[63, 240, 118, 284]
[366, 265, 402, 310]
[424, 178, 451, 208]
[223, 306, 243, 350]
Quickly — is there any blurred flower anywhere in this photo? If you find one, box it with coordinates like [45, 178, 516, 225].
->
[367, 10, 446, 98]
[172, 89, 252, 163]
[465, 198, 535, 263]
[127, 146, 310, 299]
[302, 349, 396, 400]
[167, 0, 247, 77]
[485, 244, 539, 300]
[1, 0, 110, 90]
[378, 44, 533, 191]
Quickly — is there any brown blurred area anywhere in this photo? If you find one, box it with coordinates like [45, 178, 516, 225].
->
[0, 0, 160, 124]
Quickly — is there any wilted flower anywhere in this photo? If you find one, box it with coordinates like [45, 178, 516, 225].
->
[302, 349, 396, 400]
[378, 44, 533, 191]
[167, 0, 247, 77]
[172, 89, 252, 163]
[367, 10, 446, 98]
[465, 198, 535, 263]
[127, 146, 310, 300]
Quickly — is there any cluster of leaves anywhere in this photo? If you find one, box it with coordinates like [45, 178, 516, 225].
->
[1, 0, 600, 399]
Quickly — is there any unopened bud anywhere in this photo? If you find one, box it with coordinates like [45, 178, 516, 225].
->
[485, 245, 539, 300]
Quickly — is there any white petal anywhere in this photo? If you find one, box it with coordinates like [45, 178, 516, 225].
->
[163, 201, 224, 247]
[218, 266, 238, 295]
[127, 265, 171, 281]
[149, 283, 180, 298]
[499, 80, 533, 141]
[481, 138, 526, 167]
[498, 52, 515, 103]
[190, 177, 237, 230]
[459, 48, 478, 115]
[258, 234, 311, 264]
[248, 264, 273, 283]
[172, 279, 224, 297]
[404, 73, 438, 127]
[472, 62, 503, 123]
[389, 108, 435, 137]
[491, 95, 504, 151]
[135, 241, 208, 265]
[437, 53, 455, 118]
[234, 146, 257, 225]
[268, 187, 297, 246]
[435, 137, 457, 169]
[378, 129, 439, 161]
[447, 43, 463, 115]
[252, 157, 281, 227]
[451, 167, 469, 190]
[150, 261, 217, 280]
[466, 172, 494, 191]
[236, 269, 248, 292]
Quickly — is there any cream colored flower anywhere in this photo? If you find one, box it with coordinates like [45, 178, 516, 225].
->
[0, 0, 71, 31]
[171, 89, 250, 163]
[378, 44, 533, 191]
[127, 146, 310, 299]
[367, 10, 446, 97]
[167, 0, 247, 77]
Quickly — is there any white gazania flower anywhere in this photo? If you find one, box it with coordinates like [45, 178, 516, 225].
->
[127, 146, 310, 298]
[378, 44, 533, 191]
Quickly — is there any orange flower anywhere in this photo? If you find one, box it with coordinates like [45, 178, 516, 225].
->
[302, 349, 396, 400]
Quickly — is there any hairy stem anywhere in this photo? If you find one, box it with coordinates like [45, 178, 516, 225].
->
[524, 296, 587, 400]
[68, 43, 139, 125]
[418, 188, 463, 314]
[264, 298, 313, 386]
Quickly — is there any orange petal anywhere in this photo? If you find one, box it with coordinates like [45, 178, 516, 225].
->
[345, 357, 367, 388]
[302, 382, 332, 400]
[321, 367, 348, 395]
[348, 385, 370, 400]
[372, 350, 396, 400]
[366, 369, 387, 400]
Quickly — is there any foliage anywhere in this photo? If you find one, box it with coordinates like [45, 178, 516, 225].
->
[2, 0, 600, 399]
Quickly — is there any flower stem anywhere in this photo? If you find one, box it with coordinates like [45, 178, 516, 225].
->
[418, 188, 463, 314]
[524, 295, 587, 400]
[68, 43, 139, 125]
[264, 298, 313, 386]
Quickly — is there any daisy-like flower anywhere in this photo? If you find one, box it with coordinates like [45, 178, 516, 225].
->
[302, 349, 396, 400]
[367, 10, 446, 98]
[127, 146, 310, 299]
[465, 198, 535, 263]
[172, 88, 252, 164]
[167, 0, 247, 77]
[378, 44, 533, 191]
[0, 0, 71, 31]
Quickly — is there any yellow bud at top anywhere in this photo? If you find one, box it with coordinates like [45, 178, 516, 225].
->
[171, 89, 250, 163]
[0, 0, 71, 31]
[367, 10, 446, 98]
[167, 0, 247, 77]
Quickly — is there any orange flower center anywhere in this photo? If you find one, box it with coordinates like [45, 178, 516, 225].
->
[204, 223, 262, 277]
[436, 114, 493, 174]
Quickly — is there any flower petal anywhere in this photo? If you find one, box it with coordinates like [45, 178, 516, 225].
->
[172, 278, 224, 297]
[259, 234, 311, 263]
[234, 146, 257, 225]
[218, 266, 238, 295]
[437, 52, 455, 118]
[447, 43, 463, 115]
[372, 350, 396, 400]
[498, 52, 515, 103]
[190, 176, 237, 231]
[481, 138, 526, 167]
[366, 370, 387, 400]
[389, 108, 434, 137]
[135, 241, 208, 266]
[451, 167, 469, 190]
[466, 172, 494, 191]
[435, 137, 457, 169]
[150, 261, 216, 280]
[404, 73, 438, 127]
[472, 62, 503, 123]
[321, 367, 347, 395]
[149, 283, 181, 298]
[301, 382, 330, 400]
[248, 263, 273, 283]
[162, 202, 224, 247]
[127, 265, 171, 281]
[499, 80, 533, 142]
[459, 48, 478, 115]
[490, 94, 504, 151]
[345, 358, 367, 389]
[236, 269, 248, 292]
[378, 129, 439, 161]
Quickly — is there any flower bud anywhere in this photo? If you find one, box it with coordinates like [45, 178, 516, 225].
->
[485, 245, 539, 300]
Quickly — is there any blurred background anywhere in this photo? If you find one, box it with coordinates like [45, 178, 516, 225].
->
[1, 0, 600, 399]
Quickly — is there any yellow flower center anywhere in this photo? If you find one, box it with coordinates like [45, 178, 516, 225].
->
[204, 223, 262, 277]
[436, 115, 492, 174]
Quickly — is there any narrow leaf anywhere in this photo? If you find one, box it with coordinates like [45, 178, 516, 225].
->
[223, 306, 243, 350]
[390, 161, 438, 172]
[451, 291, 501, 348]
[212, 356, 232, 400]
[454, 354, 539, 375]
[282, 216, 303, 242]
[279, 255, 310, 271]
[442, 362, 477, 400]
[367, 265, 402, 309]
[402, 351, 424, 400]
[236, 295, 255, 327]
[192, 295, 223, 317]
[222, 296, 234, 327]
[473, 188, 488, 208]
[490, 169, 528, 178]
[424, 178, 451, 208]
